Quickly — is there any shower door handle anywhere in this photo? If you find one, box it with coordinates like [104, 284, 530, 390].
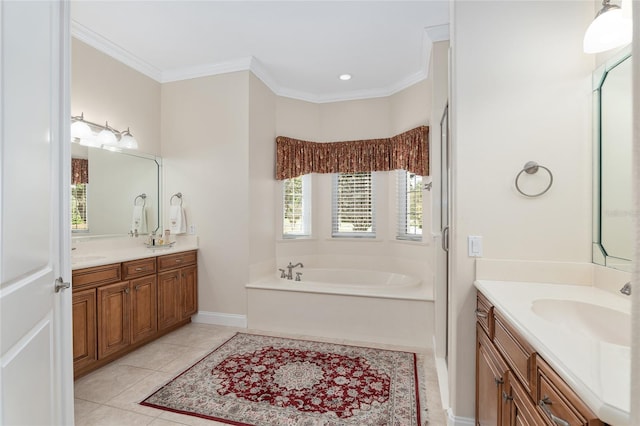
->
[442, 226, 449, 252]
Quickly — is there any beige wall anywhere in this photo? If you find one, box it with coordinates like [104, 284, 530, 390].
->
[248, 74, 277, 281]
[161, 72, 250, 315]
[448, 1, 594, 420]
[71, 39, 161, 156]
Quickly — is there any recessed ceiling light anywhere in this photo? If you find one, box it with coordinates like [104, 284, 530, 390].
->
[339, 74, 352, 81]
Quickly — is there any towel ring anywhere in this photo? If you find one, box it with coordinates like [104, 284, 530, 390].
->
[515, 161, 553, 198]
[170, 192, 183, 206]
[134, 193, 147, 206]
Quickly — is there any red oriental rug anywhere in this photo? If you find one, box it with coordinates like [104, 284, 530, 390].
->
[140, 333, 422, 425]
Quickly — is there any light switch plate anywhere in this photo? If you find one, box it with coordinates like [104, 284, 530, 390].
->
[468, 235, 483, 257]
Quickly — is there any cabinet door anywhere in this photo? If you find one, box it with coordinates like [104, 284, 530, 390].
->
[131, 275, 157, 344]
[180, 265, 198, 319]
[157, 270, 181, 330]
[72, 288, 97, 372]
[505, 372, 545, 426]
[476, 324, 508, 426]
[97, 281, 131, 359]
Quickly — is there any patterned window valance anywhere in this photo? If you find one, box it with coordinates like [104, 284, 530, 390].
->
[72, 158, 89, 185]
[275, 125, 429, 180]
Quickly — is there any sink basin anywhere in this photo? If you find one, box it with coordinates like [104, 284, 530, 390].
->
[531, 299, 630, 347]
[71, 255, 107, 264]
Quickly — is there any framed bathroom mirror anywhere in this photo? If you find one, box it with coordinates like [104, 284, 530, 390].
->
[71, 143, 161, 237]
[592, 49, 632, 271]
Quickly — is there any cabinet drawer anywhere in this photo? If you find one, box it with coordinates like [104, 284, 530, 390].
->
[72, 263, 121, 289]
[476, 291, 494, 338]
[122, 258, 156, 280]
[494, 311, 535, 394]
[157, 250, 197, 271]
[535, 356, 603, 426]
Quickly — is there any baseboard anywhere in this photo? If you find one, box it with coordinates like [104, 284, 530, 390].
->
[192, 310, 247, 328]
[434, 356, 449, 409]
[446, 408, 474, 426]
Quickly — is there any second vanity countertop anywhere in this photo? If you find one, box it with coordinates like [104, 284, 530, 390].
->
[71, 235, 199, 270]
[475, 280, 631, 426]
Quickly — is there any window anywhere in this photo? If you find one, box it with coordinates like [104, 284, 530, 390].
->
[332, 172, 375, 238]
[397, 170, 423, 241]
[71, 183, 88, 231]
[283, 175, 311, 238]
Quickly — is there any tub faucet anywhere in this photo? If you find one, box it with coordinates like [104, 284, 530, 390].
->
[620, 281, 631, 296]
[286, 262, 304, 280]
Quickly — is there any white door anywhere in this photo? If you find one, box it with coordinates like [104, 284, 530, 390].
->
[0, 1, 73, 425]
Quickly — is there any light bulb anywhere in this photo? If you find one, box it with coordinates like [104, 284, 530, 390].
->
[584, 6, 632, 53]
[71, 120, 92, 141]
[97, 128, 118, 146]
[120, 134, 138, 149]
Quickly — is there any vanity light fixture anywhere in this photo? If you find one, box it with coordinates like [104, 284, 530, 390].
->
[71, 113, 139, 150]
[339, 74, 352, 81]
[583, 0, 632, 53]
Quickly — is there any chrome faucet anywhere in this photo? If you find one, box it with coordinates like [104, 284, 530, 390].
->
[620, 281, 631, 296]
[286, 262, 304, 280]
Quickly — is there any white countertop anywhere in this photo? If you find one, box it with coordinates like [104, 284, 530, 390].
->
[475, 280, 631, 426]
[71, 235, 198, 270]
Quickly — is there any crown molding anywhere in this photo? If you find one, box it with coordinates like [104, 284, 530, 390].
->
[161, 57, 253, 83]
[71, 20, 163, 82]
[71, 20, 436, 104]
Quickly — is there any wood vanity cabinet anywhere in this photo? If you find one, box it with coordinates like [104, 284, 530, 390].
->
[475, 290, 603, 426]
[71, 250, 197, 379]
[157, 251, 198, 331]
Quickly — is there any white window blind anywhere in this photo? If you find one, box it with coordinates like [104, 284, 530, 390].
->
[332, 172, 375, 238]
[397, 170, 423, 241]
[71, 183, 89, 231]
[283, 175, 311, 238]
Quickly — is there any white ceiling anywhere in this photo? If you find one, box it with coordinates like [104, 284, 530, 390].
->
[71, 1, 449, 103]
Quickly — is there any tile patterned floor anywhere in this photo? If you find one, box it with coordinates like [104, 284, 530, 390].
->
[74, 323, 447, 425]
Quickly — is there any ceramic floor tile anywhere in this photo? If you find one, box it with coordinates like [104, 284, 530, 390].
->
[158, 347, 211, 375]
[155, 325, 235, 349]
[74, 363, 154, 403]
[114, 341, 197, 371]
[105, 371, 175, 417]
[148, 417, 190, 426]
[74, 404, 155, 426]
[74, 398, 101, 419]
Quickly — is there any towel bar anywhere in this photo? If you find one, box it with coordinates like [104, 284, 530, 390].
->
[134, 193, 147, 206]
[170, 192, 183, 206]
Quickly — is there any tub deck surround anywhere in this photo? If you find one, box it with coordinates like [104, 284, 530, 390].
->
[248, 268, 431, 301]
[71, 235, 198, 270]
[246, 268, 434, 348]
[475, 279, 631, 425]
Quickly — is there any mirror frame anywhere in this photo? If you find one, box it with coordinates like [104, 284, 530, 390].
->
[592, 47, 632, 271]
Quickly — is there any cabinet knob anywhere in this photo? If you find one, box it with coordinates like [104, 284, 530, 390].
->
[135, 267, 145, 271]
[175, 259, 182, 263]
[494, 377, 504, 386]
[501, 391, 513, 402]
[124, 287, 130, 294]
[135, 285, 141, 291]
[539, 397, 569, 426]
[474, 309, 488, 319]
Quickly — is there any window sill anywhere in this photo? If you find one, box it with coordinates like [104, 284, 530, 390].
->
[325, 237, 383, 243]
[277, 237, 317, 243]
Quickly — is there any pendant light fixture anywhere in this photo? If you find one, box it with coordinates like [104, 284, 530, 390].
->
[583, 0, 632, 54]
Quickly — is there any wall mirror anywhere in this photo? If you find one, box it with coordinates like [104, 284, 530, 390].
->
[592, 49, 632, 271]
[71, 144, 161, 237]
